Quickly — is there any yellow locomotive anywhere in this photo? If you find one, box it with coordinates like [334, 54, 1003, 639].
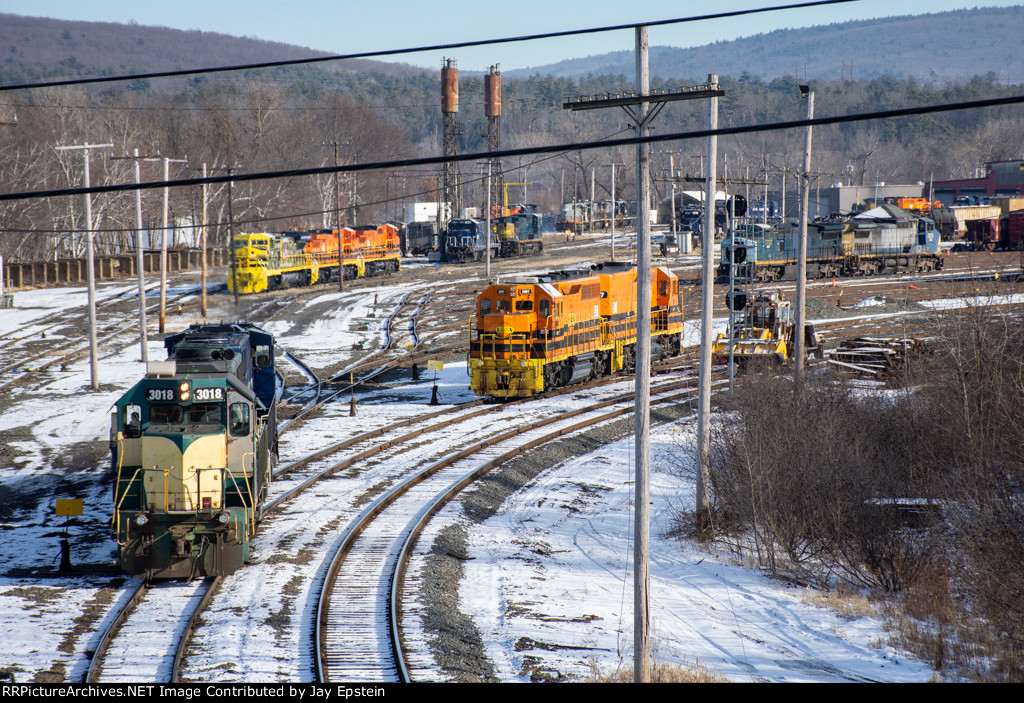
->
[228, 226, 401, 295]
[469, 262, 683, 398]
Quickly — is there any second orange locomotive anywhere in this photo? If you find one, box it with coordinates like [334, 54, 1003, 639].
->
[469, 262, 683, 398]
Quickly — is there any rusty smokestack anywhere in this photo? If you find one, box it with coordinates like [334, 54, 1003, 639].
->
[442, 58, 459, 114]
[485, 65, 501, 118]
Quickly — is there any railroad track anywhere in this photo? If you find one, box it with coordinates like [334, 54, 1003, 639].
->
[86, 577, 221, 683]
[70, 254, 1021, 682]
[312, 369, 718, 682]
[0, 286, 199, 391]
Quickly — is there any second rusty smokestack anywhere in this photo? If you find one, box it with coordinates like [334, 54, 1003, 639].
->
[442, 58, 459, 114]
[485, 65, 501, 117]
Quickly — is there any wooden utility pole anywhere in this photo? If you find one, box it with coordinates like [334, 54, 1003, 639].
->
[227, 167, 239, 307]
[795, 86, 814, 376]
[56, 141, 114, 390]
[323, 141, 345, 293]
[110, 149, 161, 362]
[609, 162, 617, 261]
[158, 155, 188, 333]
[486, 161, 492, 280]
[200, 163, 209, 318]
[696, 74, 720, 530]
[633, 25, 652, 683]
[565, 56, 723, 682]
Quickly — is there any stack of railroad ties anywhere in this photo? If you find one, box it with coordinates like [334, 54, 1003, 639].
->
[824, 336, 928, 381]
[469, 261, 684, 398]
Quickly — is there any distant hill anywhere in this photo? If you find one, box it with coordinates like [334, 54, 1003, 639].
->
[505, 6, 1024, 83]
[0, 13, 427, 86]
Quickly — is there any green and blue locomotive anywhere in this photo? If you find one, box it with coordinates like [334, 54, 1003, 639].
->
[109, 323, 278, 579]
[719, 205, 943, 283]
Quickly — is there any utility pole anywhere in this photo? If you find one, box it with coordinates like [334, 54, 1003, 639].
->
[795, 86, 814, 376]
[323, 140, 345, 292]
[697, 74, 720, 531]
[110, 149, 162, 362]
[590, 168, 595, 235]
[56, 141, 113, 390]
[565, 71, 723, 672]
[159, 155, 188, 333]
[479, 160, 491, 278]
[609, 163, 616, 261]
[227, 167, 239, 307]
[633, 25, 652, 683]
[200, 163, 209, 318]
[670, 154, 678, 245]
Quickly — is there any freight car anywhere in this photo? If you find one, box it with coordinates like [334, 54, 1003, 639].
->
[228, 225, 401, 294]
[469, 261, 683, 398]
[109, 323, 278, 579]
[718, 204, 943, 283]
[405, 221, 440, 256]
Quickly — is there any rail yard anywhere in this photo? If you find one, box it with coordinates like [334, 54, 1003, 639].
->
[0, 230, 1020, 683]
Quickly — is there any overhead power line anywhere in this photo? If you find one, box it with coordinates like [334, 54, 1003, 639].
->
[1, 90, 1021, 204]
[0, 1, 860, 92]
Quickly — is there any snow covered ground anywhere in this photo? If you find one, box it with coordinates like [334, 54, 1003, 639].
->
[458, 422, 931, 682]
[4, 263, 1010, 682]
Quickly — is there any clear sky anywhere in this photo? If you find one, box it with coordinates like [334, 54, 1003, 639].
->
[1, 0, 1021, 72]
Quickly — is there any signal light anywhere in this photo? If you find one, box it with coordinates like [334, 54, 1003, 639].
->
[726, 290, 747, 311]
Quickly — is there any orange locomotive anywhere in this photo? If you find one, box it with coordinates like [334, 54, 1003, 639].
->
[469, 262, 683, 398]
[304, 224, 401, 282]
[229, 225, 400, 294]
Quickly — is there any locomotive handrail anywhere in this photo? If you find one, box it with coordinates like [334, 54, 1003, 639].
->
[113, 467, 143, 545]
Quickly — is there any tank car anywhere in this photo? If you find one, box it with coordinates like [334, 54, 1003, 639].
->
[469, 262, 683, 398]
[109, 323, 278, 579]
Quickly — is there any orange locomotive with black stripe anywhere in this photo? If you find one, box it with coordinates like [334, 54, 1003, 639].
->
[469, 262, 683, 398]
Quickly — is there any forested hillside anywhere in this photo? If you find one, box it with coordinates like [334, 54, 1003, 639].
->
[508, 6, 1024, 83]
[1, 10, 1022, 264]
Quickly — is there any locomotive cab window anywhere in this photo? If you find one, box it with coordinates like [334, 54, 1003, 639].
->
[497, 299, 511, 313]
[124, 404, 142, 438]
[150, 405, 184, 425]
[480, 298, 491, 316]
[229, 403, 250, 437]
[515, 300, 533, 311]
[539, 300, 550, 317]
[255, 345, 272, 368]
[659, 280, 669, 297]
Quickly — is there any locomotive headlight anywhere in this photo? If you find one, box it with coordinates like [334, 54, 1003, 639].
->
[133, 512, 149, 527]
[215, 511, 231, 525]
[179, 381, 191, 401]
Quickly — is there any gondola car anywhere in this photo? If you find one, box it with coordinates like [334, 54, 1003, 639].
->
[109, 323, 278, 579]
[469, 262, 683, 398]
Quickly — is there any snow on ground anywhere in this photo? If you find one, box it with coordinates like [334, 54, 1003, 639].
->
[0, 275, 943, 682]
[460, 420, 934, 683]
